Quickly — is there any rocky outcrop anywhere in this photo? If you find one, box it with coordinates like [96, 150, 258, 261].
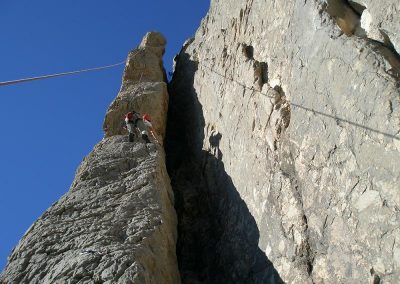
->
[1, 32, 180, 284]
[325, 0, 400, 79]
[167, 0, 399, 283]
[104, 32, 168, 140]
[352, 0, 400, 53]
[2, 2, 399, 283]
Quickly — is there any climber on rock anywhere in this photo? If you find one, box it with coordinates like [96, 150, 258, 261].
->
[142, 113, 161, 145]
[124, 111, 151, 143]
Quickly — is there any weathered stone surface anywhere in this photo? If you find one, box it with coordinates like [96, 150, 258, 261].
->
[2, 2, 399, 283]
[104, 32, 168, 140]
[1, 138, 178, 284]
[352, 0, 400, 52]
[168, 0, 399, 283]
[324, 0, 400, 78]
[166, 48, 284, 283]
[104, 81, 168, 140]
[1, 32, 180, 284]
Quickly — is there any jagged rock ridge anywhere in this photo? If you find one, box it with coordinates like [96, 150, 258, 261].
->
[0, 32, 180, 284]
[167, 0, 399, 283]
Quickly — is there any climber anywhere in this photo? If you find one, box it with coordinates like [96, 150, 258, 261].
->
[124, 111, 151, 143]
[142, 113, 161, 145]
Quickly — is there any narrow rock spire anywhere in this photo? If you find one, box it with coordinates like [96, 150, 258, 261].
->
[0, 32, 180, 284]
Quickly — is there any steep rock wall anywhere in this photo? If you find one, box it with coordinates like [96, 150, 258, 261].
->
[168, 0, 399, 283]
[1, 32, 180, 284]
[104, 32, 169, 140]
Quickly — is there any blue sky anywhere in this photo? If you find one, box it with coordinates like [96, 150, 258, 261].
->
[0, 0, 210, 270]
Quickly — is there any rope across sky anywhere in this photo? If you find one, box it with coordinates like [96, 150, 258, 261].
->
[1, 53, 398, 141]
[0, 61, 126, 87]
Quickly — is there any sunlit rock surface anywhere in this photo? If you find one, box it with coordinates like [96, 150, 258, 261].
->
[167, 0, 399, 283]
[0, 32, 180, 284]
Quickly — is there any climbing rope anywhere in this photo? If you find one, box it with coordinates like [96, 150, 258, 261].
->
[198, 62, 400, 141]
[0, 61, 126, 87]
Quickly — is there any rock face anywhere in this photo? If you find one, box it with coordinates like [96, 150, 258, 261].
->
[167, 1, 399, 283]
[104, 32, 168, 140]
[1, 32, 180, 284]
[2, 3, 400, 283]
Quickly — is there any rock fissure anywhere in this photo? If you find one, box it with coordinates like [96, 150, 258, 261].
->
[325, 0, 400, 79]
[166, 0, 399, 283]
[326, 0, 365, 36]
[166, 47, 284, 283]
[1, 0, 399, 283]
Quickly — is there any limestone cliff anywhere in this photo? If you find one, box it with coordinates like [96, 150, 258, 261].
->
[167, 0, 400, 283]
[2, 2, 400, 283]
[0, 32, 180, 284]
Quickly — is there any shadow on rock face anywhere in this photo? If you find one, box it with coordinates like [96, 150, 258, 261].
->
[166, 51, 283, 283]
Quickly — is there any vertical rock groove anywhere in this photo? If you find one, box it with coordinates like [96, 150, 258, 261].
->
[167, 0, 400, 283]
[1, 0, 399, 282]
[166, 47, 283, 282]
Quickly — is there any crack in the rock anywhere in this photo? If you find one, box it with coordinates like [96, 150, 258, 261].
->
[166, 50, 284, 283]
[324, 0, 400, 80]
[278, 144, 316, 282]
[241, 43, 269, 89]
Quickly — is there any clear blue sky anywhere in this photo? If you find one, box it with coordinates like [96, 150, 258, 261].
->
[0, 0, 209, 270]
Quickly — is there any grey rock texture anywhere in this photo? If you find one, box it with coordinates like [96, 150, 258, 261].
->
[104, 32, 168, 140]
[1, 32, 180, 284]
[167, 0, 400, 283]
[353, 0, 400, 52]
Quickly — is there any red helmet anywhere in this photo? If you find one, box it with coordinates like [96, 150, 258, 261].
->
[143, 114, 152, 121]
[126, 112, 134, 120]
